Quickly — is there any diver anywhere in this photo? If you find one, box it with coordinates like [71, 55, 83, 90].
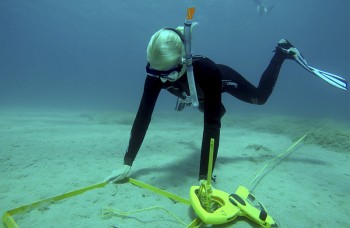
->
[105, 24, 347, 184]
[254, 0, 273, 17]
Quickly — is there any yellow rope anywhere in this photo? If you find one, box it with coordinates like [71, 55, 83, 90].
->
[237, 132, 308, 190]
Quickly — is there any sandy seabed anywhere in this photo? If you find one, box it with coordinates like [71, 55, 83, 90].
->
[1, 109, 349, 228]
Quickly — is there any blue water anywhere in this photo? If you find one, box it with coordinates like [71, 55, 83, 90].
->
[0, 0, 349, 122]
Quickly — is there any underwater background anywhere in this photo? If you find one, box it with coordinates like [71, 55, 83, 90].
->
[0, 0, 349, 122]
[1, 1, 350, 227]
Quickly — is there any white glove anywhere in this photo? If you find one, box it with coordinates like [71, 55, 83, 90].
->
[104, 165, 131, 183]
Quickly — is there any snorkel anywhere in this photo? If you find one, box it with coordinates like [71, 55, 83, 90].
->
[184, 7, 199, 108]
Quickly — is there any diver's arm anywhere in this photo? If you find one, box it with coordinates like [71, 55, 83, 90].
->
[123, 76, 162, 165]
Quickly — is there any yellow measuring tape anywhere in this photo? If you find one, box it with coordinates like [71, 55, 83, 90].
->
[2, 182, 108, 228]
[239, 132, 308, 189]
[128, 178, 190, 205]
[2, 178, 190, 228]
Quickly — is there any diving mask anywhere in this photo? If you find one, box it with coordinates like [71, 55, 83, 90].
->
[146, 61, 185, 82]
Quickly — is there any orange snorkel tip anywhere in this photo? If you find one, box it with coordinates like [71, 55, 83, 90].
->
[186, 7, 196, 20]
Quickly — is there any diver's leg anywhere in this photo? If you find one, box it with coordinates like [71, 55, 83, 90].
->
[198, 127, 220, 181]
[254, 50, 286, 103]
[219, 49, 286, 104]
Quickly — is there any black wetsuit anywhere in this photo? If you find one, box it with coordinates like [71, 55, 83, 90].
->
[124, 51, 285, 180]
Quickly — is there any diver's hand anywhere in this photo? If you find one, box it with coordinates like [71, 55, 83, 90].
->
[105, 165, 131, 183]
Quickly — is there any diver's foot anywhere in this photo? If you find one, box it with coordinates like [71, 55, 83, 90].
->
[275, 39, 298, 60]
